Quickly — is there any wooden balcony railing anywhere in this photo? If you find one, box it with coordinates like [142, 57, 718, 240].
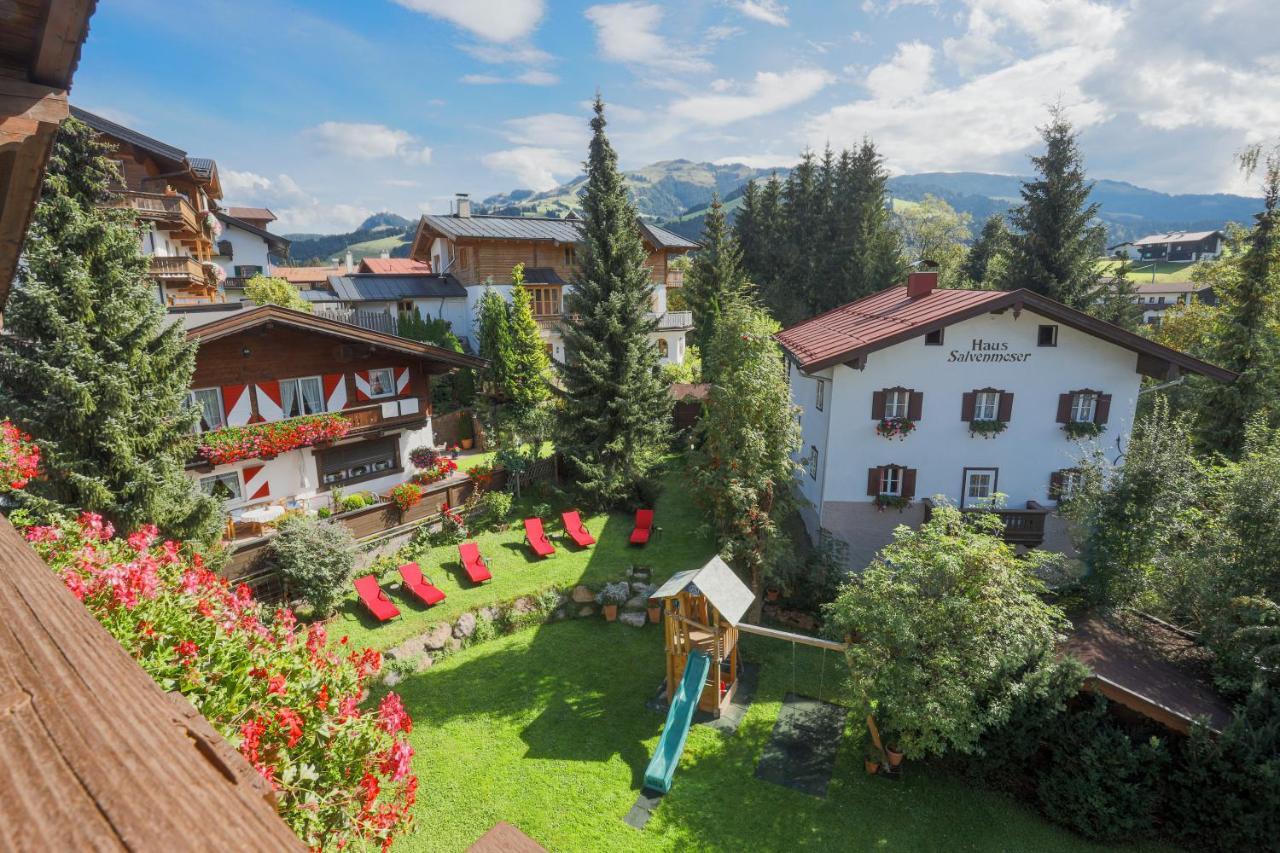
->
[149, 255, 207, 282]
[344, 398, 425, 432]
[107, 191, 201, 234]
[654, 310, 692, 331]
[666, 269, 685, 289]
[922, 497, 1049, 547]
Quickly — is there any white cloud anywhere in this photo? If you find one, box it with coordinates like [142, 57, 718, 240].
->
[482, 147, 580, 191]
[391, 0, 545, 42]
[502, 113, 587, 147]
[584, 3, 711, 73]
[861, 0, 938, 13]
[461, 70, 558, 85]
[669, 68, 833, 125]
[807, 46, 1110, 172]
[459, 41, 553, 65]
[303, 122, 433, 164]
[712, 154, 798, 169]
[943, 0, 1125, 73]
[733, 0, 788, 27]
[865, 41, 934, 101]
[220, 171, 370, 234]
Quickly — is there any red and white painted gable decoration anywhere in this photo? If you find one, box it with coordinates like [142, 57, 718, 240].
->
[221, 384, 253, 427]
[353, 367, 409, 402]
[242, 464, 270, 500]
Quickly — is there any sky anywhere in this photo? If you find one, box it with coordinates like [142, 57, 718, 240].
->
[71, 0, 1280, 234]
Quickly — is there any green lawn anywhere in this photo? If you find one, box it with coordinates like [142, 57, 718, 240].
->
[385, 619, 1172, 853]
[330, 464, 716, 653]
[1098, 259, 1199, 283]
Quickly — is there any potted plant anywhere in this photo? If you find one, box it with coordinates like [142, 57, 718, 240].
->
[449, 443, 460, 460]
[968, 419, 1007, 439]
[1063, 420, 1105, 440]
[885, 744, 904, 768]
[765, 586, 781, 602]
[865, 743, 881, 776]
[389, 482, 423, 513]
[875, 416, 916, 440]
[647, 598, 661, 624]
[600, 586, 627, 622]
[459, 415, 475, 450]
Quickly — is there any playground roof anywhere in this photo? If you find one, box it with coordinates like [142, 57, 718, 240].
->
[652, 556, 754, 627]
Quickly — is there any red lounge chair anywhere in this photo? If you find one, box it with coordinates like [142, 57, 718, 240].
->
[561, 510, 596, 548]
[458, 542, 493, 584]
[398, 562, 446, 607]
[354, 575, 400, 622]
[630, 509, 655, 545]
[524, 517, 556, 558]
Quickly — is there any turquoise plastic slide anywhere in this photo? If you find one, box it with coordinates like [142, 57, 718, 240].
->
[643, 650, 712, 794]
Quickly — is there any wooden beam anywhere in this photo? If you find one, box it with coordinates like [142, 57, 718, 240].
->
[736, 621, 849, 652]
[0, 122, 59, 308]
[0, 78, 69, 126]
[31, 0, 98, 89]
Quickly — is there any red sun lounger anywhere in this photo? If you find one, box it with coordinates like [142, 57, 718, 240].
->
[458, 541, 493, 583]
[354, 575, 400, 622]
[524, 517, 556, 558]
[398, 562, 446, 607]
[561, 510, 596, 548]
[630, 509, 654, 545]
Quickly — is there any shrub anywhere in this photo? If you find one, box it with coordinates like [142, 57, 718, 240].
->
[473, 490, 513, 531]
[1036, 695, 1168, 842]
[271, 515, 357, 617]
[21, 511, 415, 849]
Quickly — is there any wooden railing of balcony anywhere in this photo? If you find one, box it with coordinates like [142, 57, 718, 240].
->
[666, 269, 685, 289]
[107, 191, 201, 234]
[922, 497, 1049, 547]
[149, 254, 206, 281]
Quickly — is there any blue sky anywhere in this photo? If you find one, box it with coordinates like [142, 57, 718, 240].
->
[72, 0, 1280, 233]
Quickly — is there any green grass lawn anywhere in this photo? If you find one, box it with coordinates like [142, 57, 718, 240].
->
[385, 619, 1172, 853]
[1098, 259, 1199, 283]
[330, 463, 716, 653]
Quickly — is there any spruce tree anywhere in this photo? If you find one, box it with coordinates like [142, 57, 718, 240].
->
[684, 195, 748, 381]
[1090, 256, 1144, 331]
[557, 97, 669, 508]
[506, 263, 551, 413]
[0, 117, 219, 540]
[475, 284, 513, 400]
[1196, 147, 1280, 455]
[1001, 107, 1106, 308]
[841, 139, 907, 307]
[961, 214, 1008, 287]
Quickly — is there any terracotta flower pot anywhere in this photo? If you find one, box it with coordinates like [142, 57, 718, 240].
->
[603, 604, 618, 622]
[647, 605, 660, 624]
[886, 747, 904, 767]
[864, 759, 880, 775]
[765, 587, 780, 602]
[460, 438, 474, 450]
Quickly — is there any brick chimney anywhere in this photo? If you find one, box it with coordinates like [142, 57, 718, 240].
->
[906, 270, 939, 299]
[455, 192, 471, 219]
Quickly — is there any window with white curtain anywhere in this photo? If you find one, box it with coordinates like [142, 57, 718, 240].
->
[188, 388, 224, 432]
[280, 376, 325, 419]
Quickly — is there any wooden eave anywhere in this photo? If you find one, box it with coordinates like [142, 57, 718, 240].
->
[793, 289, 1237, 383]
[185, 305, 487, 373]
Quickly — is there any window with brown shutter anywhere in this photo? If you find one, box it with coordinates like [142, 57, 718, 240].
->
[1050, 468, 1083, 501]
[868, 465, 915, 498]
[907, 391, 923, 421]
[997, 391, 1014, 422]
[867, 467, 882, 496]
[1060, 389, 1108, 424]
[1095, 394, 1112, 424]
[901, 468, 917, 499]
[875, 387, 916, 419]
[961, 391, 976, 421]
[871, 390, 886, 420]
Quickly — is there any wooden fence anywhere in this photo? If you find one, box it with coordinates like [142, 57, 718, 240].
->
[224, 453, 562, 602]
[316, 307, 398, 335]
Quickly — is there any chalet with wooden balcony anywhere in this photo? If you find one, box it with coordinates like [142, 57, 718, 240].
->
[776, 270, 1236, 571]
[407, 194, 697, 363]
[71, 106, 224, 305]
[213, 209, 290, 297]
[171, 303, 484, 536]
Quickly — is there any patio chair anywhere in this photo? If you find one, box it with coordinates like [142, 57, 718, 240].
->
[354, 575, 400, 622]
[561, 509, 596, 548]
[398, 562, 446, 607]
[458, 541, 493, 584]
[524, 517, 556, 558]
[630, 509, 655, 546]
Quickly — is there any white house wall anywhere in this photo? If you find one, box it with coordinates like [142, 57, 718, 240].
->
[791, 363, 834, 536]
[214, 223, 273, 279]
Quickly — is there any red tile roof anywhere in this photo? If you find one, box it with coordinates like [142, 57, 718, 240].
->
[358, 257, 432, 275]
[775, 284, 1237, 382]
[225, 206, 276, 223]
[776, 286, 1007, 370]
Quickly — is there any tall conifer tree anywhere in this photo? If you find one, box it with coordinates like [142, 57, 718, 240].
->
[557, 97, 669, 508]
[961, 214, 1008, 286]
[684, 195, 748, 381]
[506, 263, 551, 413]
[0, 117, 218, 540]
[475, 284, 513, 400]
[1001, 107, 1106, 307]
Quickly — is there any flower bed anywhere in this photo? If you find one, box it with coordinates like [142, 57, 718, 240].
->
[0, 419, 40, 490]
[412, 455, 457, 485]
[20, 510, 416, 850]
[198, 413, 351, 465]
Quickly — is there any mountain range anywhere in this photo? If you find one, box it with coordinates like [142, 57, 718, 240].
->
[281, 161, 1263, 263]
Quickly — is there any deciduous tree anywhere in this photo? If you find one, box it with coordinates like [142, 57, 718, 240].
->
[244, 273, 311, 312]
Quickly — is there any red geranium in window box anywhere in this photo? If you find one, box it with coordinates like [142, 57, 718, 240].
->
[198, 413, 351, 466]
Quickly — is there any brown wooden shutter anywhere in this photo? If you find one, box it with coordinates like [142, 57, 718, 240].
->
[902, 468, 917, 499]
[961, 391, 976, 422]
[907, 391, 923, 420]
[871, 390, 886, 420]
[997, 391, 1014, 422]
[867, 467, 882, 496]
[1095, 394, 1112, 424]
[1049, 470, 1063, 500]
[1056, 393, 1073, 423]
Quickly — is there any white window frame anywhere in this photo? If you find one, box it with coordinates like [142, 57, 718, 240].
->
[188, 387, 225, 433]
[366, 367, 396, 399]
[1070, 392, 1098, 423]
[879, 466, 902, 497]
[963, 468, 998, 508]
[279, 375, 326, 419]
[199, 470, 243, 506]
[974, 390, 1000, 422]
[884, 389, 910, 419]
[815, 379, 824, 412]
